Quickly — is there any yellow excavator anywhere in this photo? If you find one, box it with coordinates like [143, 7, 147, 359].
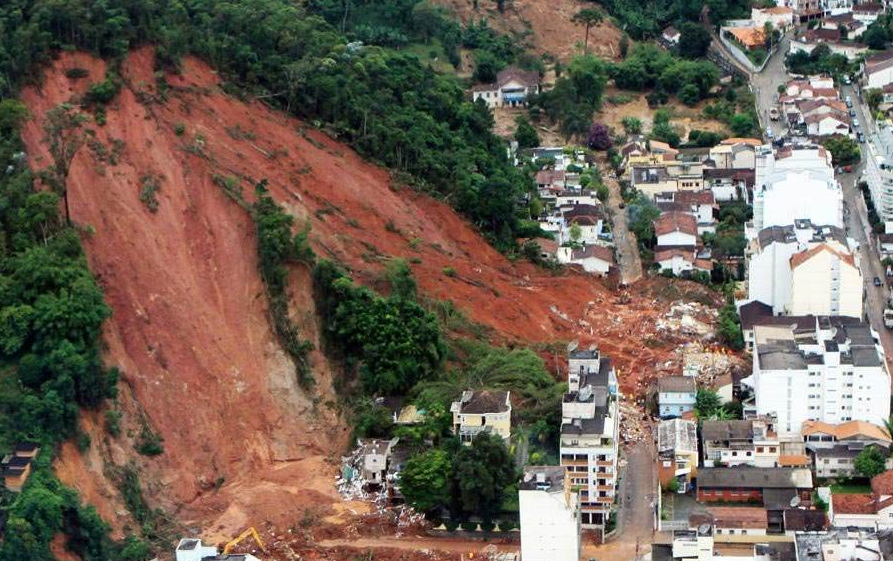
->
[222, 527, 267, 555]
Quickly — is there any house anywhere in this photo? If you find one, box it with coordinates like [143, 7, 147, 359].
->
[632, 166, 679, 198]
[557, 244, 614, 276]
[752, 6, 795, 29]
[701, 418, 780, 468]
[657, 376, 697, 419]
[790, 37, 869, 60]
[689, 507, 768, 537]
[176, 538, 263, 561]
[726, 26, 767, 51]
[820, 13, 866, 39]
[519, 466, 580, 561]
[695, 467, 813, 506]
[658, 418, 699, 492]
[450, 390, 512, 444]
[654, 248, 713, 277]
[709, 141, 758, 170]
[737, 300, 817, 353]
[662, 26, 681, 46]
[830, 494, 893, 530]
[784, 0, 825, 23]
[655, 191, 717, 235]
[783, 508, 827, 534]
[471, 66, 540, 108]
[704, 168, 754, 202]
[560, 347, 620, 535]
[746, 222, 861, 318]
[806, 113, 851, 137]
[655, 212, 698, 248]
[358, 438, 399, 486]
[1, 443, 39, 493]
[853, 2, 884, 24]
[746, 319, 891, 435]
[803, 420, 892, 477]
[863, 50, 893, 90]
[879, 233, 893, 257]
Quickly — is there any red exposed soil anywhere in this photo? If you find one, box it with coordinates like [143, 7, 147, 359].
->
[20, 48, 721, 556]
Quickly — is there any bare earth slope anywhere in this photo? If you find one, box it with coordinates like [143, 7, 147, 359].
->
[20, 49, 718, 540]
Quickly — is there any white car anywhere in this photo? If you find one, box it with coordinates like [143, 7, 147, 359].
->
[766, 128, 774, 139]
[854, 118, 860, 128]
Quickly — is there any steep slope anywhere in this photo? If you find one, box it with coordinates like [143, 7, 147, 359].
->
[19, 48, 718, 539]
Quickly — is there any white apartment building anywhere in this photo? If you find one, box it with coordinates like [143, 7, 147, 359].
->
[863, 124, 893, 233]
[747, 221, 861, 317]
[560, 348, 620, 536]
[519, 466, 581, 561]
[749, 146, 842, 238]
[746, 319, 891, 436]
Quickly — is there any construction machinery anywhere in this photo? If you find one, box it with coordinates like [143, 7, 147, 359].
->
[222, 527, 266, 555]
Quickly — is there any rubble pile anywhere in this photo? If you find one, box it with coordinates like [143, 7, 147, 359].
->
[618, 397, 652, 446]
[679, 343, 741, 387]
[656, 301, 718, 337]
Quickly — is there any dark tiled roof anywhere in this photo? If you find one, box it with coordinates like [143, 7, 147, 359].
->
[697, 467, 811, 490]
[783, 508, 827, 531]
[658, 376, 696, 393]
[459, 390, 510, 414]
[702, 420, 754, 441]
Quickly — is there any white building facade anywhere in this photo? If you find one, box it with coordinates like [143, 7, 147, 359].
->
[519, 466, 581, 561]
[747, 321, 891, 436]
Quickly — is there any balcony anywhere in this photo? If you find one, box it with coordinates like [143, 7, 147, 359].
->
[561, 459, 590, 467]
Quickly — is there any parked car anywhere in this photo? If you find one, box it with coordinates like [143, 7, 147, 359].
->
[844, 165, 853, 173]
[844, 75, 852, 85]
[875, 277, 883, 287]
[846, 95, 853, 107]
[850, 109, 857, 117]
[766, 128, 774, 139]
[769, 107, 779, 121]
[854, 118, 860, 128]
[858, 131, 865, 143]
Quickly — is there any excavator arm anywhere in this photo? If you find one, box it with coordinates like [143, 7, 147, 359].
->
[222, 527, 266, 555]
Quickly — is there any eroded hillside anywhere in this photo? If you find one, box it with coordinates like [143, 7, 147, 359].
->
[20, 48, 719, 542]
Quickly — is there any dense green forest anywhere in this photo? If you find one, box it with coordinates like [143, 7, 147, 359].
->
[594, 0, 753, 39]
[0, 0, 538, 250]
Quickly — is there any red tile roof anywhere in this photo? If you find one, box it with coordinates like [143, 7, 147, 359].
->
[572, 245, 615, 263]
[832, 493, 893, 514]
[655, 212, 698, 237]
[790, 243, 855, 269]
[872, 470, 893, 496]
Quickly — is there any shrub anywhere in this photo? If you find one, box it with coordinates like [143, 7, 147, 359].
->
[442, 266, 456, 277]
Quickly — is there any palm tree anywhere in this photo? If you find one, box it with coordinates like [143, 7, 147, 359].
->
[572, 9, 604, 55]
[882, 415, 893, 440]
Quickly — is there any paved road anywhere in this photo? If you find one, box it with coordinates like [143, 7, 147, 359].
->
[604, 174, 643, 285]
[750, 32, 791, 138]
[839, 83, 893, 357]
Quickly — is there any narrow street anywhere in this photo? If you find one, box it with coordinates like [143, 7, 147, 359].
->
[583, 442, 657, 561]
[750, 33, 791, 137]
[605, 174, 643, 285]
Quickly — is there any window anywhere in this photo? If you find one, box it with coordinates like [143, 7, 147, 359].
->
[757, 447, 764, 453]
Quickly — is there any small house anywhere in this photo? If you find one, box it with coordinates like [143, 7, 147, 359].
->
[658, 418, 699, 491]
[450, 390, 512, 444]
[657, 376, 697, 419]
[662, 26, 681, 46]
[472, 66, 540, 109]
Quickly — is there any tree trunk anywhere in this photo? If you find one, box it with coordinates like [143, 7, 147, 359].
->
[584, 25, 591, 55]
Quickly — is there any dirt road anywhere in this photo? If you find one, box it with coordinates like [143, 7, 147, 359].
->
[318, 536, 518, 556]
[604, 174, 644, 284]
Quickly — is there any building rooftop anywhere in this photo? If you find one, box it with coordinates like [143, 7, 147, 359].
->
[657, 376, 696, 393]
[689, 506, 768, 529]
[832, 493, 893, 515]
[658, 418, 698, 453]
[697, 467, 813, 490]
[802, 420, 891, 443]
[655, 212, 698, 237]
[453, 390, 511, 414]
[519, 465, 567, 492]
[571, 245, 615, 264]
[784, 508, 827, 532]
[702, 420, 754, 441]
[872, 470, 893, 496]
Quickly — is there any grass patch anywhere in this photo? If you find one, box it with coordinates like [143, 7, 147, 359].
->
[830, 480, 871, 494]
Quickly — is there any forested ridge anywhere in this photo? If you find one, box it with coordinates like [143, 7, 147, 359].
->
[0, 0, 538, 249]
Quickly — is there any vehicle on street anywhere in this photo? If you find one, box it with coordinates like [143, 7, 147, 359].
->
[766, 128, 774, 139]
[845, 75, 852, 84]
[858, 131, 865, 143]
[846, 95, 853, 107]
[875, 276, 883, 287]
[885, 306, 893, 329]
[844, 165, 853, 173]
[850, 109, 857, 117]
[854, 118, 860, 128]
[769, 107, 779, 121]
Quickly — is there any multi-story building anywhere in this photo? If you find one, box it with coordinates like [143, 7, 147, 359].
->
[749, 146, 842, 238]
[519, 466, 581, 561]
[863, 123, 893, 233]
[560, 348, 620, 535]
[803, 420, 893, 478]
[450, 390, 512, 444]
[471, 66, 540, 108]
[658, 418, 699, 492]
[747, 221, 861, 318]
[747, 319, 891, 435]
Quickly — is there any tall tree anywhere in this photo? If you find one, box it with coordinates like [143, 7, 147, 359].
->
[41, 103, 86, 225]
[572, 9, 604, 55]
